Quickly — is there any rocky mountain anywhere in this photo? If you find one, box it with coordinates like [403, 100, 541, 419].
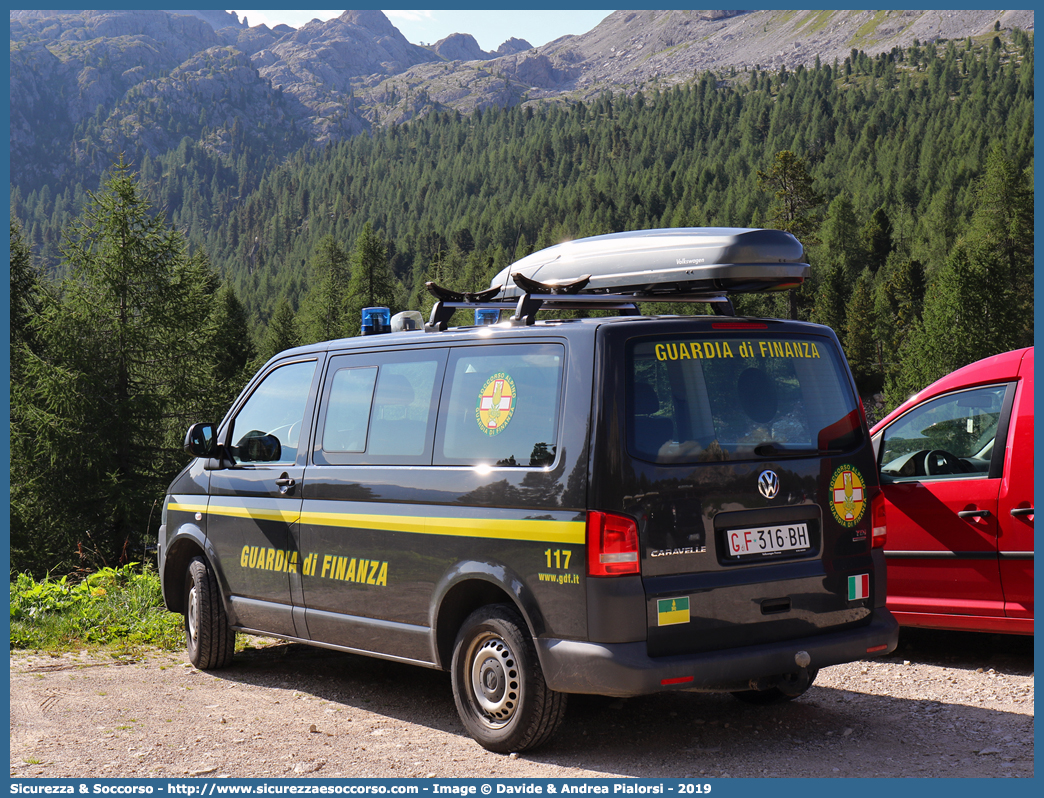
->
[9, 8, 1035, 191]
[354, 8, 1035, 119]
[428, 33, 534, 62]
[10, 10, 226, 186]
[163, 9, 246, 30]
[243, 9, 444, 141]
[432, 33, 491, 63]
[536, 8, 1035, 95]
[10, 9, 245, 29]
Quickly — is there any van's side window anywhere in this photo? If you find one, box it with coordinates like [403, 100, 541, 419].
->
[368, 360, 439, 456]
[436, 344, 564, 467]
[229, 360, 317, 465]
[321, 367, 378, 453]
[313, 351, 446, 465]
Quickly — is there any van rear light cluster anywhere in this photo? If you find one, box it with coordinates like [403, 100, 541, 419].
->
[871, 490, 887, 548]
[587, 511, 640, 576]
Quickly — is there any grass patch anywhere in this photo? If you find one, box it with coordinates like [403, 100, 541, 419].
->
[10, 563, 184, 652]
[850, 10, 892, 49]
[801, 10, 837, 35]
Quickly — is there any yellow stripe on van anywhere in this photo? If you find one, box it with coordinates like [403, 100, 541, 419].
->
[300, 511, 588, 543]
[169, 501, 584, 544]
[301, 511, 586, 544]
[302, 510, 428, 536]
[426, 517, 583, 543]
[170, 501, 300, 524]
[167, 501, 209, 514]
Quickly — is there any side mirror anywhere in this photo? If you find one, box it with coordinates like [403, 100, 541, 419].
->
[184, 423, 218, 459]
[236, 431, 282, 463]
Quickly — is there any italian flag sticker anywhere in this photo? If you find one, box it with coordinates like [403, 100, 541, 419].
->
[848, 574, 870, 601]
[657, 596, 690, 626]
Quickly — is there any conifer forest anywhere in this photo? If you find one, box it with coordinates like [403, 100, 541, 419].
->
[10, 34, 1035, 574]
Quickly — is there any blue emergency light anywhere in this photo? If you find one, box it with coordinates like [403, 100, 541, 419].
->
[361, 306, 391, 335]
[475, 308, 500, 326]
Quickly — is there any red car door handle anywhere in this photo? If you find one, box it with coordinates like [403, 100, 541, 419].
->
[1010, 507, 1034, 517]
[957, 509, 990, 519]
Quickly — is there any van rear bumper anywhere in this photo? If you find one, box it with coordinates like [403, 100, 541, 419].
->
[536, 608, 899, 696]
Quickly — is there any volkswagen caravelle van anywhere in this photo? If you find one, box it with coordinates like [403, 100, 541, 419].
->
[159, 228, 898, 752]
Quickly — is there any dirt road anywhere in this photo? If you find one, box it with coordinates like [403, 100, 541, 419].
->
[9, 628, 1033, 779]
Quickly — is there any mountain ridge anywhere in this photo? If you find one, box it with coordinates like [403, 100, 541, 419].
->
[9, 8, 1034, 190]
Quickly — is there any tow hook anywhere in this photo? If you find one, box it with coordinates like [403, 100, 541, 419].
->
[776, 668, 812, 696]
[746, 668, 812, 694]
[748, 651, 814, 694]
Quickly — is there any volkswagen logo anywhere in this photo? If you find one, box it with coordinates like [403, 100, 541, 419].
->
[758, 470, 780, 500]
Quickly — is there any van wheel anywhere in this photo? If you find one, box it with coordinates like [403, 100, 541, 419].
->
[185, 556, 235, 670]
[731, 669, 819, 705]
[451, 605, 566, 753]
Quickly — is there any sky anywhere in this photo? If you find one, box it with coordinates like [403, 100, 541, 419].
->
[229, 9, 614, 50]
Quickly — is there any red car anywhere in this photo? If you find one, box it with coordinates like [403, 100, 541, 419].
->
[870, 348, 1033, 634]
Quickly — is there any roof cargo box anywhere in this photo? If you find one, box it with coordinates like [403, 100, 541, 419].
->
[490, 227, 809, 298]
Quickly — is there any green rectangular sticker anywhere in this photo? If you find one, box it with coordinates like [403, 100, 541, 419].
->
[657, 596, 690, 626]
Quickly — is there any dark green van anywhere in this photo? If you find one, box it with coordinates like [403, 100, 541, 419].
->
[158, 228, 898, 752]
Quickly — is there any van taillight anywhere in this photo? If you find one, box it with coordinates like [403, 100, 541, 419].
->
[587, 511, 640, 577]
[871, 491, 887, 548]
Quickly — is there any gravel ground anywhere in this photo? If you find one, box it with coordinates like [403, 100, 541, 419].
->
[9, 628, 1032, 780]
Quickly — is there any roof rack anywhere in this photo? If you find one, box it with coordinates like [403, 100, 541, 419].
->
[423, 227, 808, 331]
[424, 285, 736, 331]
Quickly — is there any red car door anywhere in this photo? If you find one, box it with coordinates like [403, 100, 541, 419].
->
[877, 383, 1011, 629]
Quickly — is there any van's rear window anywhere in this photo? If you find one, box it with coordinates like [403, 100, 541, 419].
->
[627, 335, 862, 463]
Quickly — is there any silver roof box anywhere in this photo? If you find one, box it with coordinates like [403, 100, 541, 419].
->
[490, 227, 808, 298]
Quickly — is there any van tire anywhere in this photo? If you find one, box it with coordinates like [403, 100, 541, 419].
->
[185, 556, 235, 670]
[731, 668, 819, 705]
[451, 604, 566, 753]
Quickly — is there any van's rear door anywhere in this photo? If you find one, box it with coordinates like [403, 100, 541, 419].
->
[591, 318, 880, 657]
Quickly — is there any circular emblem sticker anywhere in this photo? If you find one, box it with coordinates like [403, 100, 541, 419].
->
[829, 465, 866, 527]
[476, 373, 516, 436]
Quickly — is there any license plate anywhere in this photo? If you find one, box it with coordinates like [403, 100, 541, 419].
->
[727, 523, 810, 558]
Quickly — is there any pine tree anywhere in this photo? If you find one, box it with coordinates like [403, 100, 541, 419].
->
[818, 194, 863, 280]
[206, 280, 256, 418]
[756, 150, 822, 319]
[345, 222, 399, 335]
[875, 254, 925, 390]
[256, 296, 301, 365]
[11, 159, 216, 573]
[9, 217, 45, 382]
[756, 150, 822, 242]
[861, 207, 894, 273]
[10, 218, 53, 569]
[300, 234, 352, 344]
[963, 146, 1034, 348]
[889, 238, 1022, 407]
[811, 261, 849, 333]
[843, 267, 880, 394]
